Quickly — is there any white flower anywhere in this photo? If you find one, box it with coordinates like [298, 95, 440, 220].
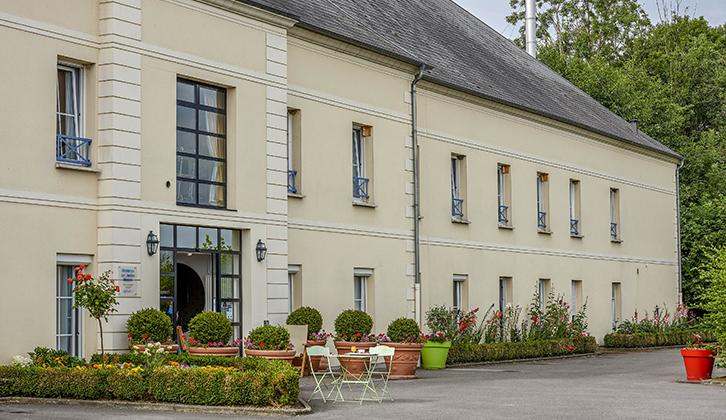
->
[11, 355, 32, 367]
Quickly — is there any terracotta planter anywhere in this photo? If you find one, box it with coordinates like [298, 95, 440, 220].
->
[188, 346, 240, 357]
[306, 340, 327, 373]
[383, 342, 423, 379]
[244, 348, 296, 364]
[334, 341, 376, 377]
[681, 348, 716, 381]
[129, 344, 179, 353]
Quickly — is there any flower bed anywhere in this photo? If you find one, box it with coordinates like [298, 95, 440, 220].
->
[0, 357, 298, 407]
[446, 336, 598, 365]
[602, 330, 716, 348]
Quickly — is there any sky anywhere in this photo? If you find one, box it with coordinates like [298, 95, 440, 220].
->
[452, 0, 726, 39]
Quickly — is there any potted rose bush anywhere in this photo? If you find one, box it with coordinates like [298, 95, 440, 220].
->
[185, 311, 239, 357]
[384, 317, 424, 379]
[243, 324, 295, 364]
[681, 334, 721, 381]
[421, 305, 454, 369]
[126, 308, 177, 353]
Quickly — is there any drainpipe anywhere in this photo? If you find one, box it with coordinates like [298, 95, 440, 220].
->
[676, 158, 685, 304]
[412, 64, 426, 326]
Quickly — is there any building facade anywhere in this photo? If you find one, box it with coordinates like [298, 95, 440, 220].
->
[0, 0, 681, 362]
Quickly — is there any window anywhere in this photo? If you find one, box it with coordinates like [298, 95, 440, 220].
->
[353, 268, 373, 312]
[57, 264, 83, 357]
[498, 164, 512, 227]
[612, 282, 622, 331]
[537, 172, 549, 231]
[451, 155, 467, 220]
[453, 274, 467, 312]
[176, 79, 227, 208]
[610, 188, 620, 240]
[570, 180, 581, 236]
[571, 280, 583, 321]
[288, 265, 301, 314]
[57, 63, 91, 165]
[287, 110, 302, 195]
[538, 279, 551, 311]
[499, 277, 512, 312]
[352, 125, 373, 203]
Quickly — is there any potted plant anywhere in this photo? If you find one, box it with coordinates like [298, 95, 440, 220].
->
[243, 324, 296, 364]
[126, 308, 177, 353]
[286, 306, 331, 372]
[186, 311, 238, 356]
[681, 334, 719, 381]
[334, 309, 376, 376]
[421, 305, 454, 369]
[384, 317, 424, 379]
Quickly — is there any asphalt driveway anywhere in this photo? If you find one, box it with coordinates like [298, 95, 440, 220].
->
[1, 349, 725, 419]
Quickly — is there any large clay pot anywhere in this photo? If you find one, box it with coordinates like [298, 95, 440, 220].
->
[681, 348, 716, 381]
[305, 340, 327, 373]
[129, 344, 179, 353]
[383, 342, 423, 379]
[421, 340, 452, 369]
[244, 349, 296, 364]
[188, 346, 240, 357]
[334, 341, 376, 377]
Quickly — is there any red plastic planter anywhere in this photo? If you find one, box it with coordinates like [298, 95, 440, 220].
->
[681, 349, 715, 381]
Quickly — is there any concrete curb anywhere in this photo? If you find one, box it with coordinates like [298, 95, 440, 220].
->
[676, 379, 726, 387]
[445, 351, 602, 368]
[0, 396, 312, 417]
[601, 345, 688, 352]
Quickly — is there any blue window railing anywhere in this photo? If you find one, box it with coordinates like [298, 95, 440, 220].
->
[353, 176, 369, 199]
[611, 222, 618, 239]
[287, 170, 297, 193]
[498, 205, 508, 223]
[452, 198, 464, 217]
[538, 211, 547, 229]
[56, 134, 92, 166]
[570, 219, 579, 235]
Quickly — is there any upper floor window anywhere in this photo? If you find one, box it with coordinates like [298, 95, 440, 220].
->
[610, 188, 620, 241]
[176, 79, 227, 208]
[352, 125, 373, 204]
[287, 110, 302, 195]
[498, 164, 512, 227]
[451, 155, 467, 220]
[57, 63, 91, 165]
[570, 179, 581, 236]
[537, 172, 550, 232]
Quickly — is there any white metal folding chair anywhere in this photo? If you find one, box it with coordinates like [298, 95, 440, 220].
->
[306, 345, 336, 403]
[370, 345, 395, 401]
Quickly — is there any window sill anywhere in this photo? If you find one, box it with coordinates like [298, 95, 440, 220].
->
[56, 162, 100, 173]
[176, 202, 237, 212]
[611, 239, 623, 243]
[353, 201, 377, 208]
[498, 224, 515, 230]
[288, 192, 306, 199]
[538, 229, 553, 235]
[451, 218, 470, 224]
[571, 234, 585, 239]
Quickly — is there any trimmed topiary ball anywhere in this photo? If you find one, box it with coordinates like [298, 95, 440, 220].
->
[246, 324, 292, 350]
[126, 308, 173, 345]
[386, 317, 421, 342]
[188, 311, 233, 345]
[286, 307, 323, 340]
[334, 309, 373, 340]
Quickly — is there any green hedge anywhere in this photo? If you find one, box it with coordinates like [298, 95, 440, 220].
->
[0, 357, 298, 407]
[90, 353, 239, 368]
[602, 330, 716, 348]
[447, 336, 598, 365]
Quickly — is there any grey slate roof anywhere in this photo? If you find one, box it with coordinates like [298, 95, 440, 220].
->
[241, 0, 680, 159]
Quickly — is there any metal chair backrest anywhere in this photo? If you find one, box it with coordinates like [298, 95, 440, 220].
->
[306, 345, 331, 357]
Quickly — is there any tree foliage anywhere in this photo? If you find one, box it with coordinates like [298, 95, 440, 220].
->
[508, 0, 726, 306]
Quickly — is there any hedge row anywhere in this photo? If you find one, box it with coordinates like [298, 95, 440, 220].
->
[447, 336, 598, 365]
[90, 353, 238, 367]
[602, 330, 717, 348]
[0, 357, 298, 407]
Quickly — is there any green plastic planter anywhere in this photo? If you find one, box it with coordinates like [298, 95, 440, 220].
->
[421, 340, 452, 369]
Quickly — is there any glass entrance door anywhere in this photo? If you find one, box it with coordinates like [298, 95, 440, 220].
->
[159, 224, 242, 341]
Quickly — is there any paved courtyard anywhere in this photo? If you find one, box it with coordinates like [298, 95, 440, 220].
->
[1, 349, 725, 419]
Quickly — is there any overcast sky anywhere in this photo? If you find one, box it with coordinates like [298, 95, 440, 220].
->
[452, 0, 726, 39]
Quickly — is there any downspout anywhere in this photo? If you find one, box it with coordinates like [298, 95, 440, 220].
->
[676, 158, 685, 304]
[412, 64, 426, 326]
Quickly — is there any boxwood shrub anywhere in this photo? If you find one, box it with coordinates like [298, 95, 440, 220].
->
[0, 357, 298, 407]
[90, 353, 239, 367]
[286, 307, 323, 340]
[126, 308, 173, 345]
[334, 309, 373, 339]
[447, 336, 598, 365]
[602, 330, 716, 348]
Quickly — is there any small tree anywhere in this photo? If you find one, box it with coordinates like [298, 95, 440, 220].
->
[67, 265, 119, 364]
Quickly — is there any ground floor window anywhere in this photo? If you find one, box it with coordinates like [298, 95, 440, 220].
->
[57, 265, 82, 357]
[354, 276, 367, 312]
[159, 224, 242, 340]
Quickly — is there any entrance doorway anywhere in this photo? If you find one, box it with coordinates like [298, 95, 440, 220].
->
[159, 224, 243, 340]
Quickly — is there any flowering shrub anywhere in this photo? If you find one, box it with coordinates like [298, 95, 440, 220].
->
[386, 317, 423, 343]
[422, 333, 450, 343]
[425, 305, 488, 344]
[188, 311, 233, 346]
[126, 308, 173, 345]
[335, 333, 377, 343]
[310, 330, 334, 341]
[11, 356, 32, 368]
[244, 324, 294, 351]
[334, 309, 373, 341]
[524, 289, 588, 341]
[67, 265, 118, 363]
[614, 303, 695, 334]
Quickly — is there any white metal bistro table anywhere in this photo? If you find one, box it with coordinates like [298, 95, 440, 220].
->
[331, 352, 382, 404]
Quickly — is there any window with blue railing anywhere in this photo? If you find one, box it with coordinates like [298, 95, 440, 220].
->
[287, 109, 302, 196]
[451, 155, 467, 221]
[352, 125, 373, 204]
[498, 164, 512, 227]
[57, 63, 92, 166]
[610, 188, 620, 241]
[537, 172, 550, 232]
[570, 179, 581, 236]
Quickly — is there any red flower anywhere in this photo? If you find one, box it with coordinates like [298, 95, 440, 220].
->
[77, 275, 82, 281]
[79, 264, 86, 269]
[67, 278, 73, 283]
[259, 343, 264, 347]
[75, 267, 80, 272]
[128, 334, 132, 338]
[533, 315, 538, 324]
[208, 342, 212, 346]
[84, 274, 91, 280]
[116, 286, 120, 292]
[182, 335, 186, 338]
[143, 335, 148, 339]
[565, 345, 574, 350]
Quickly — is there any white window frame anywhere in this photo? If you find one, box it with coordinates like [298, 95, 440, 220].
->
[352, 127, 365, 202]
[354, 276, 367, 312]
[451, 157, 461, 218]
[570, 181, 576, 221]
[497, 166, 506, 209]
[288, 265, 300, 315]
[56, 62, 84, 139]
[56, 255, 90, 358]
[499, 277, 507, 313]
[287, 112, 294, 173]
[453, 274, 466, 312]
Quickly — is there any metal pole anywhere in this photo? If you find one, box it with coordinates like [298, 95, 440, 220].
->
[525, 0, 537, 58]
